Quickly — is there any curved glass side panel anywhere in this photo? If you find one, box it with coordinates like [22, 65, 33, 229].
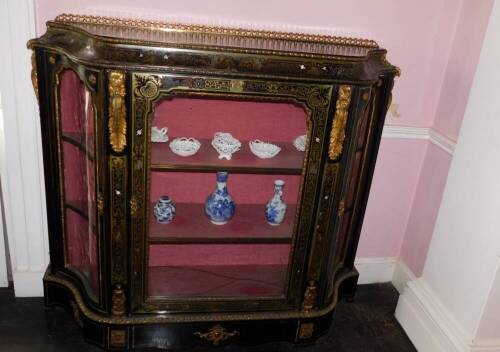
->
[58, 69, 99, 301]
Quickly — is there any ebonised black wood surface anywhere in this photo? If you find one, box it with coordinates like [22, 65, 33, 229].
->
[0, 284, 415, 352]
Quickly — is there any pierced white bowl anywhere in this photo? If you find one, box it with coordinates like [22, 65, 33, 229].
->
[211, 132, 242, 160]
[249, 140, 281, 159]
[169, 137, 201, 157]
[293, 134, 306, 152]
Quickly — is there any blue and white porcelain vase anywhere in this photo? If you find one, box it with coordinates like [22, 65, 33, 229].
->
[205, 171, 235, 225]
[153, 195, 176, 224]
[265, 180, 287, 226]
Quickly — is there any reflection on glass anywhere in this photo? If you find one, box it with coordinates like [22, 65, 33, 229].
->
[59, 69, 99, 300]
[147, 97, 308, 299]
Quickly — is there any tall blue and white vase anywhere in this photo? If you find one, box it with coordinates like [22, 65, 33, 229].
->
[153, 195, 176, 224]
[205, 171, 235, 225]
[265, 180, 287, 226]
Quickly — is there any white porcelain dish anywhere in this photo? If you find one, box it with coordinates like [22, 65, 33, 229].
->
[169, 137, 201, 157]
[211, 132, 241, 160]
[293, 134, 306, 152]
[249, 140, 281, 159]
[151, 126, 169, 143]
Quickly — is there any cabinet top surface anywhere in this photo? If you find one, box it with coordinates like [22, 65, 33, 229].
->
[29, 14, 399, 81]
[44, 14, 380, 57]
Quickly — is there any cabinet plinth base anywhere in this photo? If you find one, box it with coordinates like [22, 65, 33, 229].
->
[43, 268, 358, 351]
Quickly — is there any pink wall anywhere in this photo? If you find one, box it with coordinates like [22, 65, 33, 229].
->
[398, 0, 493, 275]
[34, 0, 464, 128]
[434, 0, 494, 139]
[33, 0, 493, 276]
[399, 144, 452, 275]
[357, 138, 427, 257]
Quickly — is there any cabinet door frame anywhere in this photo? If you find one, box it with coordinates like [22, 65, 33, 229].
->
[127, 71, 345, 314]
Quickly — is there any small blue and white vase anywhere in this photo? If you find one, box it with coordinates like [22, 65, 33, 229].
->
[205, 171, 235, 225]
[265, 180, 287, 226]
[153, 195, 176, 224]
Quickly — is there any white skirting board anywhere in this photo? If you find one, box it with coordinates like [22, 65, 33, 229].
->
[395, 278, 500, 352]
[355, 257, 397, 285]
[12, 270, 45, 297]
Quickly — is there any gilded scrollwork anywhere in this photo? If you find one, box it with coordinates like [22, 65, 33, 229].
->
[112, 284, 126, 316]
[108, 70, 127, 153]
[130, 195, 138, 218]
[298, 322, 314, 339]
[30, 52, 38, 101]
[328, 85, 352, 160]
[302, 281, 317, 312]
[194, 325, 239, 346]
[307, 87, 331, 108]
[97, 191, 104, 215]
[135, 75, 161, 99]
[110, 329, 127, 348]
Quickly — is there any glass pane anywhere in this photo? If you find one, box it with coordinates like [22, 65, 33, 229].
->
[59, 69, 99, 300]
[147, 97, 308, 299]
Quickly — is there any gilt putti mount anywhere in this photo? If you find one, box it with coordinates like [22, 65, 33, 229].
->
[29, 13, 398, 351]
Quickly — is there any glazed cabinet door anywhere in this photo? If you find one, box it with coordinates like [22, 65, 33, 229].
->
[128, 72, 345, 314]
[37, 51, 106, 307]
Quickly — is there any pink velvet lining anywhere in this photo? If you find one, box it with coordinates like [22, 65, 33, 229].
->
[152, 97, 307, 142]
[147, 97, 307, 297]
[65, 209, 98, 294]
[149, 203, 296, 241]
[59, 69, 98, 297]
[148, 264, 287, 297]
[149, 244, 290, 267]
[150, 172, 300, 205]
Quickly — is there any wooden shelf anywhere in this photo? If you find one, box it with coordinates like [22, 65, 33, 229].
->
[62, 132, 94, 161]
[148, 264, 287, 298]
[65, 200, 97, 231]
[149, 203, 296, 244]
[150, 139, 303, 175]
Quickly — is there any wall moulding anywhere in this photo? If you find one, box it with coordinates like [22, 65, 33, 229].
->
[382, 125, 456, 155]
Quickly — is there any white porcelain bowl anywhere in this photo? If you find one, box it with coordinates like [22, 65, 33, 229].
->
[249, 140, 281, 159]
[169, 137, 201, 157]
[211, 132, 241, 160]
[293, 134, 306, 152]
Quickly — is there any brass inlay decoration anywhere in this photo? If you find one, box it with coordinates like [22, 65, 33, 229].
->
[338, 200, 345, 217]
[112, 284, 126, 316]
[97, 192, 104, 215]
[328, 85, 352, 160]
[130, 196, 138, 218]
[194, 325, 240, 346]
[302, 281, 317, 312]
[110, 156, 127, 283]
[298, 322, 314, 339]
[308, 163, 339, 280]
[88, 73, 97, 85]
[30, 52, 38, 101]
[44, 270, 357, 324]
[55, 13, 379, 49]
[108, 70, 127, 153]
[69, 300, 83, 327]
[48, 55, 56, 64]
[110, 329, 127, 348]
